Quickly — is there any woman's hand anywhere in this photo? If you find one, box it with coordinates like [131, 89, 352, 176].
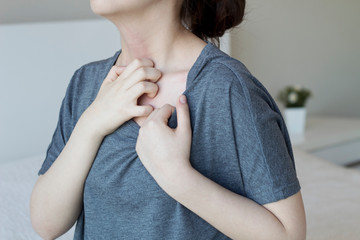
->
[137, 96, 306, 240]
[136, 95, 193, 195]
[83, 58, 161, 138]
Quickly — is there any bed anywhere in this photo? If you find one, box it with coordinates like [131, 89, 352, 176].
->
[1, 150, 359, 239]
[0, 155, 74, 239]
[294, 148, 360, 240]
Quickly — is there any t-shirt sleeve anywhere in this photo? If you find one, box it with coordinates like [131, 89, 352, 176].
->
[38, 70, 79, 175]
[229, 70, 300, 205]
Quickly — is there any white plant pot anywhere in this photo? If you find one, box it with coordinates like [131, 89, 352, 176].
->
[284, 107, 307, 135]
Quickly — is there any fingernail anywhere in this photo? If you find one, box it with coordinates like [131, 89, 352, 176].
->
[180, 95, 187, 104]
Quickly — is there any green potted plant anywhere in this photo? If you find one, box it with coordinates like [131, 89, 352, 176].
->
[277, 85, 312, 134]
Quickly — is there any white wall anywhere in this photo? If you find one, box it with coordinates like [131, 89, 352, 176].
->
[0, 19, 120, 163]
[231, 0, 360, 117]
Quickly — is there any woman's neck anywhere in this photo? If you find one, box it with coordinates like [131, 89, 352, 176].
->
[107, 3, 206, 73]
[116, 21, 186, 72]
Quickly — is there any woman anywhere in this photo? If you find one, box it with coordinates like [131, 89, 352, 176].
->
[31, 0, 306, 239]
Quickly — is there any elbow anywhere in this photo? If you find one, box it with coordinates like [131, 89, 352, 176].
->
[30, 176, 79, 239]
[30, 209, 71, 240]
[279, 215, 306, 240]
[283, 228, 306, 240]
[34, 229, 59, 240]
[287, 211, 307, 240]
[30, 213, 59, 240]
[30, 189, 62, 240]
[285, 230, 306, 240]
[283, 218, 307, 240]
[290, 223, 307, 240]
[30, 203, 59, 240]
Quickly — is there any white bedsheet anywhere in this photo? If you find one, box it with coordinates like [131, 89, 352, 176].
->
[1, 151, 360, 239]
[294, 148, 360, 240]
[0, 155, 74, 240]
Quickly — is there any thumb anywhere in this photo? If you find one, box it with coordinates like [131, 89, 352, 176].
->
[176, 95, 191, 134]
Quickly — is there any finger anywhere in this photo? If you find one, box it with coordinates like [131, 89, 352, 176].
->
[125, 67, 162, 88]
[176, 95, 191, 134]
[131, 81, 159, 99]
[155, 104, 175, 124]
[132, 105, 154, 117]
[119, 58, 154, 80]
[114, 65, 126, 76]
[104, 65, 125, 83]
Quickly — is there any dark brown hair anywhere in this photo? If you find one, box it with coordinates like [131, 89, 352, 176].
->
[180, 0, 246, 47]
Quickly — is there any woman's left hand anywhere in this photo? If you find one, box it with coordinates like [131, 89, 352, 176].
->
[136, 95, 193, 194]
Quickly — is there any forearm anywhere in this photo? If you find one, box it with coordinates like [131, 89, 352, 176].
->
[30, 113, 104, 239]
[166, 168, 301, 240]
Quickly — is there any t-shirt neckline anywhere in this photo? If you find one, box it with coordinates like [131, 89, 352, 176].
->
[107, 42, 215, 130]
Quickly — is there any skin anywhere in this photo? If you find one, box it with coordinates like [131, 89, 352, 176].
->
[30, 0, 306, 239]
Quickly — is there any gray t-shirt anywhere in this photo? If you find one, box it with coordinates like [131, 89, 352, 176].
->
[39, 43, 300, 239]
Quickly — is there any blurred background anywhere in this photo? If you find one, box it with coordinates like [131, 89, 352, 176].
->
[231, 0, 360, 118]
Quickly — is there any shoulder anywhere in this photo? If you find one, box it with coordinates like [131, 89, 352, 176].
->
[71, 51, 120, 87]
[62, 50, 120, 119]
[197, 44, 251, 78]
[66, 50, 120, 97]
[194, 44, 276, 110]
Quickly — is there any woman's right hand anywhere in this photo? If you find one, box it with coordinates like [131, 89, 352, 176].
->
[31, 59, 161, 239]
[82, 58, 161, 138]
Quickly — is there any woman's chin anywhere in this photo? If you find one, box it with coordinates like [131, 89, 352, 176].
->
[90, 1, 116, 17]
[90, 0, 156, 18]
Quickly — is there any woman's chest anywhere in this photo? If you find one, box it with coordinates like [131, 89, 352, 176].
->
[134, 71, 188, 126]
